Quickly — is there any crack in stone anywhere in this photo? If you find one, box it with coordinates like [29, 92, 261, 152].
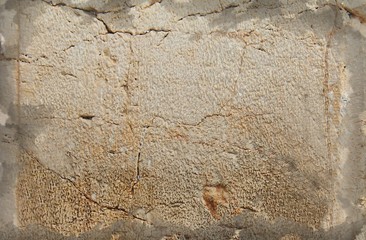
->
[157, 32, 170, 46]
[100, 27, 172, 36]
[190, 110, 272, 127]
[130, 126, 149, 195]
[62, 44, 75, 52]
[323, 4, 342, 166]
[142, 0, 163, 9]
[177, 4, 240, 21]
[24, 150, 147, 222]
[0, 56, 34, 64]
[42, 0, 173, 36]
[149, 108, 272, 128]
[42, 0, 117, 14]
[337, 1, 366, 24]
[192, 113, 233, 126]
[14, 0, 351, 233]
[96, 15, 115, 34]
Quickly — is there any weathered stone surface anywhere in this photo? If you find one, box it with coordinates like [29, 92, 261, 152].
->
[1, 0, 366, 239]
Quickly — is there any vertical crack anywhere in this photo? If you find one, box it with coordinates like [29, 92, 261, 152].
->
[323, 3, 344, 227]
[16, 0, 21, 128]
[323, 7, 339, 163]
[323, 31, 332, 163]
[130, 126, 149, 195]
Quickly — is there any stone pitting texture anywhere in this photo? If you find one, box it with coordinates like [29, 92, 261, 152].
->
[1, 0, 366, 239]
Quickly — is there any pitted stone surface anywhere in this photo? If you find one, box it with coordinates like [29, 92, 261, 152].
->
[1, 0, 366, 239]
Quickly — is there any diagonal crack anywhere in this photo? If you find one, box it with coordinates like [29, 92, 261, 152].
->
[142, 0, 163, 9]
[24, 150, 147, 222]
[96, 15, 115, 34]
[157, 32, 170, 46]
[336, 1, 366, 24]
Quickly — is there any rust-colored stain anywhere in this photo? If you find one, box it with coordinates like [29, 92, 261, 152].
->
[340, 4, 366, 24]
[202, 185, 228, 220]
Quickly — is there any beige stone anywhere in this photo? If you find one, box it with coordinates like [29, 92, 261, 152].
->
[1, 0, 366, 239]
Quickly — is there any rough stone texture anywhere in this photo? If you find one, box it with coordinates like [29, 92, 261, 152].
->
[1, 0, 366, 239]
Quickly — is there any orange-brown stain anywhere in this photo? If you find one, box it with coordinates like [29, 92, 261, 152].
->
[202, 185, 228, 220]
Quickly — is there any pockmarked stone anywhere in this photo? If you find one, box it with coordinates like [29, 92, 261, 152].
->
[1, 0, 366, 239]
